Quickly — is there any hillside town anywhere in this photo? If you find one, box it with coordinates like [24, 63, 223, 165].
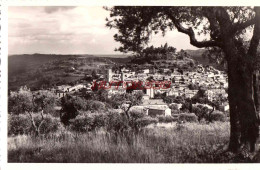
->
[49, 57, 229, 117]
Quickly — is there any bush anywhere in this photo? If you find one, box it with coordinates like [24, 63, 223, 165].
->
[129, 110, 145, 120]
[85, 100, 107, 112]
[8, 114, 31, 136]
[70, 115, 94, 132]
[135, 116, 158, 127]
[210, 110, 226, 122]
[92, 113, 107, 128]
[192, 105, 210, 122]
[178, 113, 198, 123]
[33, 114, 62, 134]
[105, 111, 129, 132]
[157, 115, 166, 122]
[8, 113, 62, 136]
[157, 115, 176, 123]
[165, 115, 176, 122]
[60, 95, 87, 125]
[70, 110, 155, 133]
[70, 111, 130, 133]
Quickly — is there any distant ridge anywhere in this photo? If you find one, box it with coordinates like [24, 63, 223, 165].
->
[8, 53, 130, 78]
[184, 49, 225, 71]
[93, 54, 130, 58]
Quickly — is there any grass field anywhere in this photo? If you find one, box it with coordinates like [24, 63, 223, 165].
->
[8, 122, 248, 163]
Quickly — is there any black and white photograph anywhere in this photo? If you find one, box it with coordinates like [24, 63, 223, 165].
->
[4, 3, 260, 166]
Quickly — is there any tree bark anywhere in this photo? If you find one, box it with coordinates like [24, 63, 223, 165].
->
[225, 39, 260, 152]
[237, 60, 259, 152]
[226, 51, 241, 152]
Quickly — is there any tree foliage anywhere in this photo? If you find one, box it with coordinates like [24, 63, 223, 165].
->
[9, 86, 34, 115]
[8, 86, 57, 115]
[33, 90, 57, 114]
[131, 43, 176, 64]
[60, 95, 87, 125]
[109, 91, 144, 119]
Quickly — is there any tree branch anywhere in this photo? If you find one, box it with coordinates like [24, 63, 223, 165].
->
[38, 110, 46, 132]
[231, 18, 256, 34]
[248, 7, 260, 57]
[202, 7, 221, 41]
[27, 111, 37, 131]
[166, 12, 221, 48]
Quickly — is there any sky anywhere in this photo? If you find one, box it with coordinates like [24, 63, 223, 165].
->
[8, 6, 198, 55]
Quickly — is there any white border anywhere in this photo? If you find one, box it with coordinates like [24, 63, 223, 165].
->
[1, 2, 8, 170]
[1, 0, 260, 170]
[4, 0, 260, 6]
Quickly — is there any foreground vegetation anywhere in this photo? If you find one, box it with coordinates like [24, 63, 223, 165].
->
[9, 122, 239, 163]
[8, 86, 244, 163]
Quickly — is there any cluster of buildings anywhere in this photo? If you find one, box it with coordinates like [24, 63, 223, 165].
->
[50, 60, 229, 116]
[105, 64, 228, 101]
[53, 84, 88, 98]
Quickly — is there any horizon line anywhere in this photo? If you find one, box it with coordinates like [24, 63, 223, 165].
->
[8, 49, 202, 56]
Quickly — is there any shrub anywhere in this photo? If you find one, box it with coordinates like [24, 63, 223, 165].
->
[60, 95, 87, 125]
[70, 111, 129, 133]
[85, 100, 106, 112]
[92, 113, 107, 129]
[8, 113, 62, 136]
[8, 114, 31, 136]
[105, 111, 129, 132]
[33, 114, 62, 134]
[129, 110, 145, 120]
[210, 110, 226, 122]
[178, 113, 198, 123]
[135, 116, 158, 127]
[165, 115, 176, 122]
[157, 115, 166, 122]
[70, 115, 95, 132]
[157, 115, 176, 123]
[192, 105, 209, 121]
[8, 86, 34, 115]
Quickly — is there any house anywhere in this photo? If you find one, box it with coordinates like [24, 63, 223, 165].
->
[143, 69, 150, 74]
[106, 86, 126, 98]
[142, 99, 166, 105]
[148, 108, 171, 117]
[167, 89, 179, 96]
[184, 89, 198, 98]
[55, 89, 66, 98]
[219, 103, 229, 112]
[145, 88, 154, 99]
[68, 84, 86, 92]
[107, 69, 122, 82]
[57, 85, 71, 92]
[141, 99, 171, 116]
[143, 94, 150, 100]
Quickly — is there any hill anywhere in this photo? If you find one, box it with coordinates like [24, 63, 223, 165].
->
[8, 54, 89, 77]
[184, 49, 225, 71]
[8, 54, 131, 91]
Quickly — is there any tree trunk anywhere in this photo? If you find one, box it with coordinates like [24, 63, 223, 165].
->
[226, 43, 260, 152]
[227, 56, 241, 152]
[253, 71, 260, 113]
[238, 62, 259, 152]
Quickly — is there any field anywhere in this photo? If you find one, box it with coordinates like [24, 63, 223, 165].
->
[8, 122, 251, 163]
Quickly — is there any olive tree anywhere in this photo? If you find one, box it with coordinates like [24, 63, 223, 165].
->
[8, 87, 57, 136]
[106, 6, 260, 152]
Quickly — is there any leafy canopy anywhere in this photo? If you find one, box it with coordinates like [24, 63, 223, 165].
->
[105, 7, 256, 54]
